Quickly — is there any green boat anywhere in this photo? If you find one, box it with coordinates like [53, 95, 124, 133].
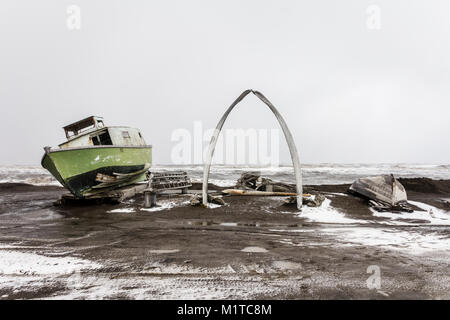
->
[41, 116, 152, 198]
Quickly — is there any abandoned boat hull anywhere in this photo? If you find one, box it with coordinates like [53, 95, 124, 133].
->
[41, 146, 152, 198]
[348, 175, 407, 206]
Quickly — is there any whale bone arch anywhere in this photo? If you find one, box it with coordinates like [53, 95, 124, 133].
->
[202, 89, 303, 210]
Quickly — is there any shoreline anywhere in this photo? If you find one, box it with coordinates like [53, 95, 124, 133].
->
[0, 178, 449, 299]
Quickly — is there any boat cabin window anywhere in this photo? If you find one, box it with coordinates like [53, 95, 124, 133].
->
[91, 131, 113, 146]
[92, 136, 100, 145]
[63, 116, 105, 139]
[122, 131, 130, 139]
[65, 124, 95, 138]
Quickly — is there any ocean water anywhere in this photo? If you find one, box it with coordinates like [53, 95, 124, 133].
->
[0, 163, 449, 187]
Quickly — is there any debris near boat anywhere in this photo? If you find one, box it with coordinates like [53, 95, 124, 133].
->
[284, 193, 326, 207]
[190, 193, 226, 207]
[223, 189, 297, 196]
[236, 172, 295, 193]
[348, 174, 414, 212]
[147, 171, 192, 192]
[231, 172, 326, 208]
[57, 183, 148, 206]
[90, 164, 150, 193]
[42, 116, 152, 199]
[143, 171, 192, 208]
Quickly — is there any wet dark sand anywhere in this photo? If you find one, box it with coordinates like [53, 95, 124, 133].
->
[0, 179, 449, 299]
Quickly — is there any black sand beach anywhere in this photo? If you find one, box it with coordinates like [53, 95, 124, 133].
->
[0, 178, 449, 299]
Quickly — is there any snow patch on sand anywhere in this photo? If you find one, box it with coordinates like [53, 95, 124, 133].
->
[148, 249, 180, 254]
[48, 273, 264, 299]
[108, 208, 135, 213]
[140, 199, 191, 212]
[0, 251, 101, 275]
[206, 203, 222, 209]
[141, 202, 175, 212]
[220, 222, 238, 227]
[320, 227, 450, 255]
[269, 229, 310, 233]
[108, 200, 191, 214]
[298, 199, 367, 224]
[371, 201, 450, 225]
[271, 260, 302, 270]
[241, 246, 268, 253]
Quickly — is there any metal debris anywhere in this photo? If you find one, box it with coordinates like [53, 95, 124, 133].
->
[284, 194, 326, 207]
[367, 200, 414, 213]
[190, 193, 226, 207]
[223, 189, 297, 196]
[232, 172, 326, 207]
[143, 171, 192, 208]
[147, 171, 192, 191]
[236, 172, 295, 193]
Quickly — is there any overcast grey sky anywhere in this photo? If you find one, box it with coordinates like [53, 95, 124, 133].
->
[1, 0, 449, 165]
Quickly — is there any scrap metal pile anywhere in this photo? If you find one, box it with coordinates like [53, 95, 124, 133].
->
[190, 193, 226, 206]
[147, 171, 192, 191]
[228, 172, 325, 207]
[235, 172, 295, 193]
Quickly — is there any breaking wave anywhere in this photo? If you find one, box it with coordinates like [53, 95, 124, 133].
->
[0, 163, 449, 187]
[153, 163, 450, 186]
[0, 166, 60, 186]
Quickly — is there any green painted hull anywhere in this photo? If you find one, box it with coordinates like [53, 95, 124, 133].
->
[41, 146, 152, 198]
